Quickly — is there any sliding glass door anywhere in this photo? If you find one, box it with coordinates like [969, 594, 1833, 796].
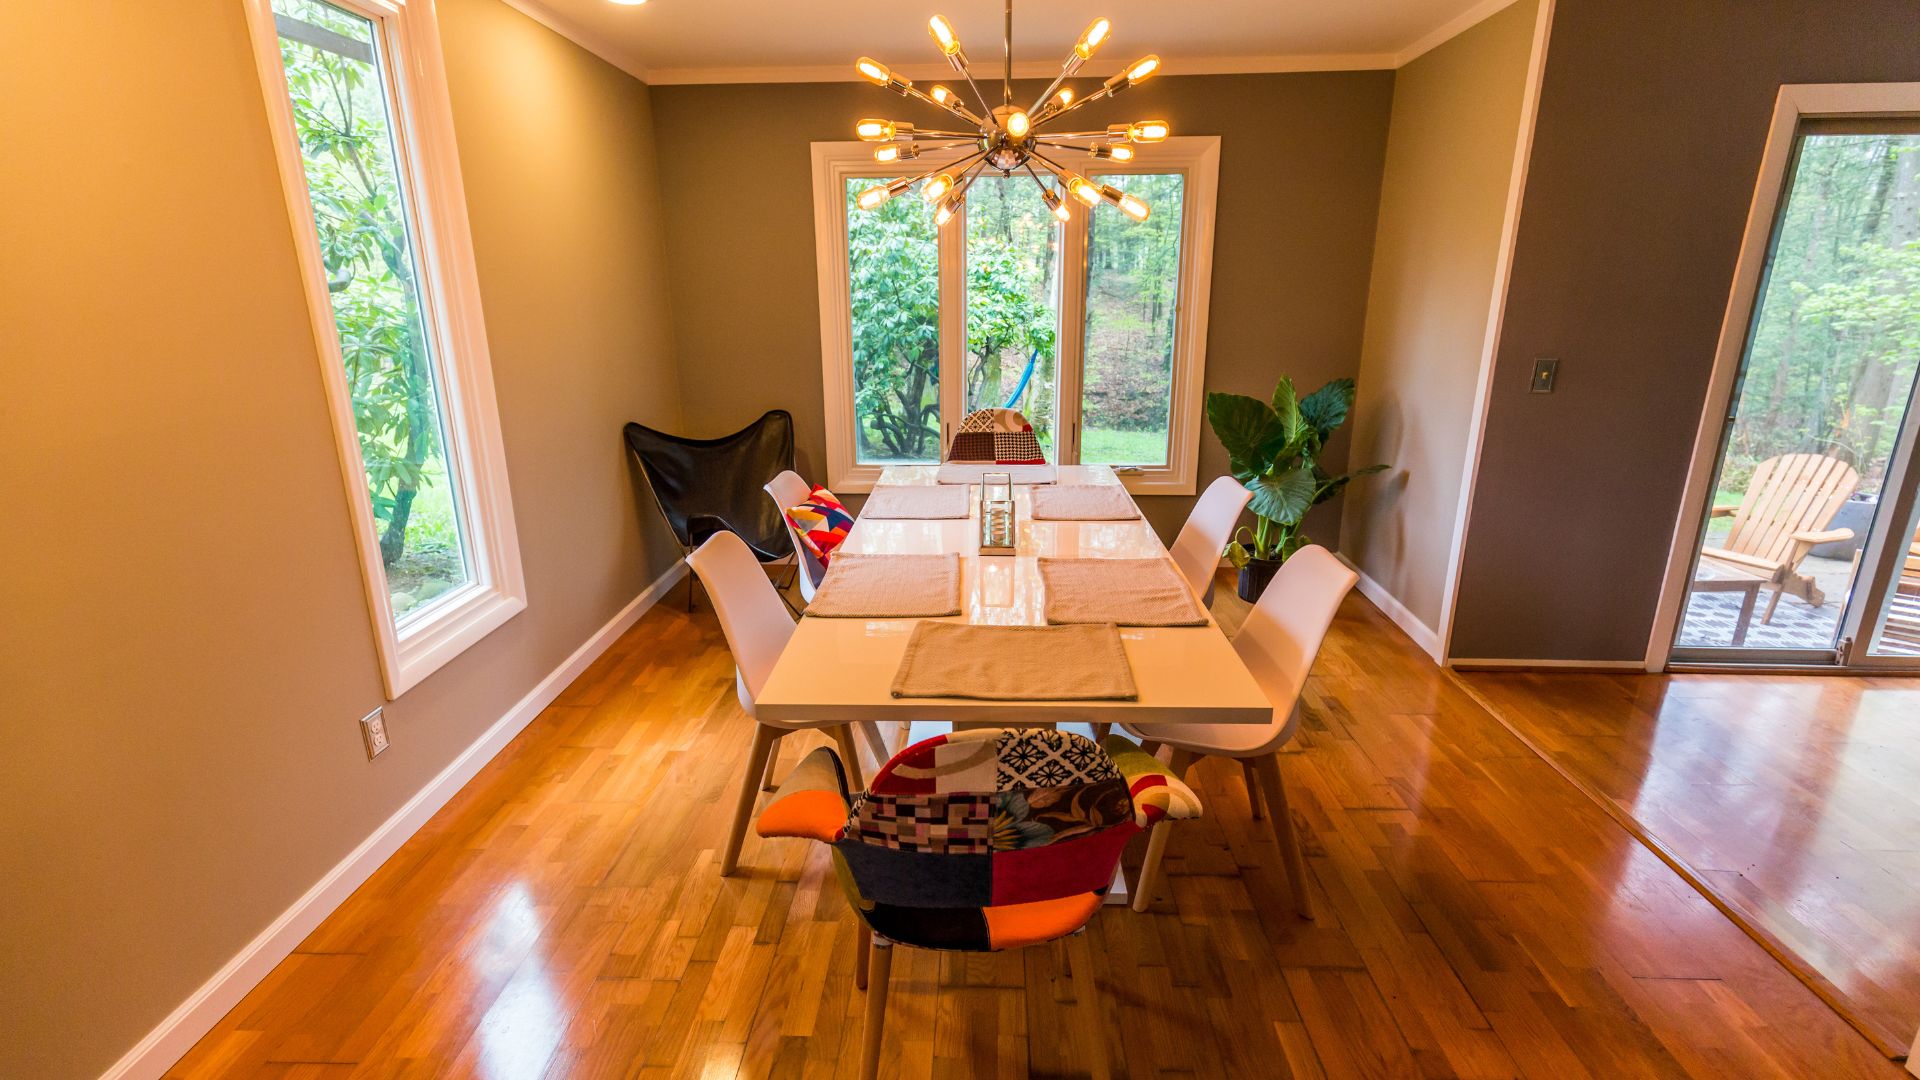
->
[1672, 121, 1920, 665]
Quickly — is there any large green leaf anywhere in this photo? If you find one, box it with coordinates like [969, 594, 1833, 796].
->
[1299, 378, 1356, 441]
[1270, 377, 1309, 448]
[1206, 392, 1281, 473]
[1314, 463, 1390, 504]
[1247, 466, 1316, 525]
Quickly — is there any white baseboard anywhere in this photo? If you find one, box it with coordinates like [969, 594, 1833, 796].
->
[100, 561, 688, 1080]
[1446, 656, 1646, 672]
[1337, 556, 1445, 665]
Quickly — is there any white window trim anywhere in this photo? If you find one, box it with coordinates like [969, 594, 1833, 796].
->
[810, 136, 1221, 495]
[244, 0, 526, 699]
[1645, 82, 1920, 673]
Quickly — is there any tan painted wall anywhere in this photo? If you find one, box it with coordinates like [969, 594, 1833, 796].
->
[1341, 0, 1541, 639]
[0, 0, 680, 1074]
[1450, 0, 1920, 661]
[648, 73, 1395, 543]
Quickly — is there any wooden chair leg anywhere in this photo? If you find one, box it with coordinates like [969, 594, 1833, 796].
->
[1091, 722, 1111, 742]
[896, 721, 914, 755]
[724, 725, 782, 875]
[855, 924, 871, 991]
[832, 725, 867, 793]
[1242, 759, 1264, 820]
[860, 941, 894, 1080]
[761, 740, 781, 792]
[1762, 583, 1786, 624]
[1139, 740, 1163, 760]
[1252, 753, 1313, 919]
[1131, 749, 1197, 912]
[857, 720, 890, 770]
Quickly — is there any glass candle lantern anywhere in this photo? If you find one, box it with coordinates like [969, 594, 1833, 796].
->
[979, 472, 1016, 555]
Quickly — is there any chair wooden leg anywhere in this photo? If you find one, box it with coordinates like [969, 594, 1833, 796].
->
[1252, 753, 1313, 920]
[1242, 759, 1264, 820]
[1139, 740, 1163, 760]
[761, 739, 781, 792]
[855, 924, 871, 991]
[860, 941, 894, 1080]
[832, 725, 867, 793]
[1131, 749, 1197, 913]
[857, 720, 890, 770]
[1091, 722, 1111, 742]
[896, 721, 914, 755]
[724, 725, 782, 875]
[1762, 583, 1785, 624]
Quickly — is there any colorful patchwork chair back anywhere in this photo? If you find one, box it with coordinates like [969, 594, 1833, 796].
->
[757, 728, 1199, 952]
[946, 408, 1047, 465]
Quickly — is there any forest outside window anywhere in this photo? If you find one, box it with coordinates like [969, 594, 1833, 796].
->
[247, 0, 525, 697]
[812, 137, 1220, 494]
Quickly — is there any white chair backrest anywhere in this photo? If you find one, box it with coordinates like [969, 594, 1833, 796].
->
[686, 531, 796, 710]
[764, 470, 824, 600]
[1169, 476, 1253, 599]
[1232, 545, 1356, 735]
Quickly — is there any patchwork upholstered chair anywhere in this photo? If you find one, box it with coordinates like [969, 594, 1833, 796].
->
[946, 407, 1047, 464]
[756, 728, 1200, 1080]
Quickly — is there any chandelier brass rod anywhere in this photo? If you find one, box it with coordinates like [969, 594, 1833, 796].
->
[1003, 0, 1014, 106]
[1029, 55, 1083, 115]
[950, 54, 997, 124]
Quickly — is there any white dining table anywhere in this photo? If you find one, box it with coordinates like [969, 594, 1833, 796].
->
[754, 464, 1271, 730]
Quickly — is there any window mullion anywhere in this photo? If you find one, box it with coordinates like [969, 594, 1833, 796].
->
[937, 196, 966, 457]
[1056, 206, 1091, 466]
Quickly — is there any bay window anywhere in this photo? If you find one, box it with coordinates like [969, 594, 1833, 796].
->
[812, 137, 1220, 494]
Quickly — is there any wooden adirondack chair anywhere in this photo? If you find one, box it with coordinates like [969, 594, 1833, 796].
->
[1702, 453, 1858, 623]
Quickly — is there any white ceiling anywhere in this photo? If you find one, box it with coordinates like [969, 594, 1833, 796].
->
[502, 0, 1518, 84]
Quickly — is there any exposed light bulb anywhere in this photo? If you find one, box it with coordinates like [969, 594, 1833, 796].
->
[1056, 87, 1075, 107]
[856, 118, 898, 141]
[856, 57, 890, 86]
[1074, 18, 1111, 59]
[608, 0, 648, 6]
[923, 172, 956, 203]
[873, 143, 920, 163]
[1040, 185, 1070, 222]
[1126, 55, 1161, 82]
[857, 184, 892, 210]
[1006, 110, 1031, 139]
[1067, 174, 1101, 207]
[1118, 193, 1150, 221]
[1129, 119, 1170, 143]
[931, 84, 955, 105]
[928, 14, 962, 56]
[934, 188, 966, 226]
[1088, 144, 1135, 161]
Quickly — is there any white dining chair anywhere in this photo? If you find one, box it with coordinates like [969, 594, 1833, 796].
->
[687, 530, 888, 874]
[1122, 544, 1356, 917]
[1169, 476, 1253, 604]
[764, 470, 827, 603]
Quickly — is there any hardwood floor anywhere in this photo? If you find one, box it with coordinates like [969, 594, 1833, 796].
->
[1458, 669, 1920, 1058]
[169, 582, 1902, 1078]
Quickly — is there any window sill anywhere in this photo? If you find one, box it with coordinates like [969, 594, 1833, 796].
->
[384, 582, 526, 698]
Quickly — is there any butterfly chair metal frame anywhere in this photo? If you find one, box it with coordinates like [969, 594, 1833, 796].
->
[755, 729, 1200, 1080]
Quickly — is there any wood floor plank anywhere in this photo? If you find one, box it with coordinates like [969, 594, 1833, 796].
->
[166, 585, 1901, 1079]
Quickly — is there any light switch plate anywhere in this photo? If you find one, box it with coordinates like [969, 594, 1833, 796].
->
[1530, 357, 1559, 393]
[360, 708, 390, 759]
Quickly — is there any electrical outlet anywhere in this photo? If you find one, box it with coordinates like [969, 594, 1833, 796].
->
[1530, 357, 1560, 393]
[360, 708, 390, 759]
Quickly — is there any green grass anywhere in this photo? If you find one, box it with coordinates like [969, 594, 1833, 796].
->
[1079, 426, 1167, 467]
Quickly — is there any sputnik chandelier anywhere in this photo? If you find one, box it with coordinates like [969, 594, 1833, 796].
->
[852, 0, 1169, 226]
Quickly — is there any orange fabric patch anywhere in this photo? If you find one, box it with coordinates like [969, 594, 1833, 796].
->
[982, 893, 1102, 950]
[756, 790, 846, 841]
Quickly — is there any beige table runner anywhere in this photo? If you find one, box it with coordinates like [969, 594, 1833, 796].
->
[890, 622, 1137, 700]
[1028, 484, 1139, 521]
[1039, 557, 1208, 627]
[935, 463, 1057, 485]
[862, 484, 973, 520]
[805, 554, 962, 618]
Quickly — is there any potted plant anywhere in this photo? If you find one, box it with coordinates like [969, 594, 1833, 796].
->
[1207, 377, 1387, 602]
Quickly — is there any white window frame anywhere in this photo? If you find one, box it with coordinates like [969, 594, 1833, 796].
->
[244, 0, 526, 698]
[811, 136, 1220, 495]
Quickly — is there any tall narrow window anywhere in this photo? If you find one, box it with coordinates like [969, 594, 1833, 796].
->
[812, 138, 1219, 494]
[248, 0, 524, 696]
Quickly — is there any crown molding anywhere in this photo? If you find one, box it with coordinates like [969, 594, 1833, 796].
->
[646, 53, 1396, 86]
[1393, 0, 1522, 66]
[495, 0, 1521, 87]
[494, 0, 653, 82]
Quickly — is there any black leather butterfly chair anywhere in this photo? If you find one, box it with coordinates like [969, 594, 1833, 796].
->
[624, 410, 797, 611]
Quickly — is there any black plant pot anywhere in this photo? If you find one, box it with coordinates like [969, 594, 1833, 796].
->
[1237, 557, 1283, 603]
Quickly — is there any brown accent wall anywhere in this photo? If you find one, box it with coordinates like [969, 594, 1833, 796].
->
[0, 0, 680, 1074]
[1344, 0, 1541, 638]
[1449, 0, 1920, 661]
[649, 72, 1395, 541]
